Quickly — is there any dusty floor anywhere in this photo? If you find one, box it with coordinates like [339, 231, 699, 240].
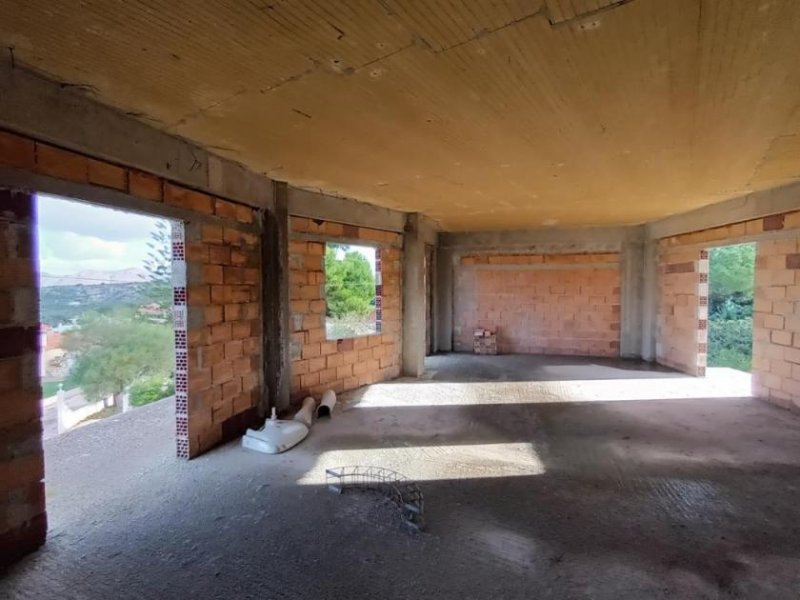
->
[3, 355, 800, 599]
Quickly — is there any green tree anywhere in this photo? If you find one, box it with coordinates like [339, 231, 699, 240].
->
[324, 244, 375, 318]
[64, 308, 173, 404]
[709, 244, 755, 317]
[142, 219, 173, 312]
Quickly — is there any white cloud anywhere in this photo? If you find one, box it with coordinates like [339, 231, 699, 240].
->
[36, 194, 167, 275]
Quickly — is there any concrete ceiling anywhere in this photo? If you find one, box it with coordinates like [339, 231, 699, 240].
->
[2, 0, 800, 231]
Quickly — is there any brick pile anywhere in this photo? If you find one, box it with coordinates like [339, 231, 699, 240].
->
[473, 328, 497, 354]
[288, 217, 402, 402]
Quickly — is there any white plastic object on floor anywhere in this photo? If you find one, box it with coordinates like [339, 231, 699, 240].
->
[242, 407, 309, 454]
[315, 389, 336, 419]
[293, 396, 315, 427]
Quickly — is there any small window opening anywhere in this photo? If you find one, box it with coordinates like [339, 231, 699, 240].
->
[324, 243, 378, 340]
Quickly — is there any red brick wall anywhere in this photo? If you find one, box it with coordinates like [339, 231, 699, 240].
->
[0, 129, 263, 458]
[0, 128, 267, 563]
[752, 239, 800, 412]
[0, 190, 45, 564]
[656, 246, 708, 376]
[453, 253, 621, 357]
[288, 217, 402, 401]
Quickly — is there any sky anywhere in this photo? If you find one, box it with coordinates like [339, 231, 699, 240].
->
[36, 194, 165, 277]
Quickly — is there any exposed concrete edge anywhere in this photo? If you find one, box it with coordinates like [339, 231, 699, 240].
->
[418, 214, 439, 246]
[440, 225, 643, 251]
[647, 182, 800, 240]
[0, 165, 254, 230]
[0, 59, 274, 210]
[287, 186, 406, 233]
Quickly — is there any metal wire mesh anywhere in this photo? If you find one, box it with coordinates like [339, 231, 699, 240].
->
[326, 466, 425, 531]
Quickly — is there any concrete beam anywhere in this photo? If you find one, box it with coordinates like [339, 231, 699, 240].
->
[440, 225, 642, 253]
[287, 186, 406, 233]
[0, 60, 273, 210]
[261, 182, 291, 413]
[647, 181, 800, 240]
[402, 213, 426, 376]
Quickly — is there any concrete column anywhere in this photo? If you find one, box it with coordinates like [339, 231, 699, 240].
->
[261, 182, 291, 413]
[620, 240, 644, 358]
[435, 245, 454, 352]
[640, 240, 659, 361]
[402, 213, 426, 376]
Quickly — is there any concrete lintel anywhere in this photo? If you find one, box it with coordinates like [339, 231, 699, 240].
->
[402, 213, 426, 376]
[439, 225, 643, 252]
[287, 186, 406, 233]
[0, 60, 273, 210]
[0, 165, 253, 231]
[647, 182, 800, 240]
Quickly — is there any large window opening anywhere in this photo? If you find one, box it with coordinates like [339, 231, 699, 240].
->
[36, 194, 177, 440]
[324, 242, 379, 340]
[707, 242, 756, 373]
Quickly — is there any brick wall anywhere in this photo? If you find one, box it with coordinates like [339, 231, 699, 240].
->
[0, 190, 45, 564]
[288, 217, 402, 401]
[752, 239, 800, 412]
[0, 128, 266, 563]
[453, 253, 621, 357]
[0, 131, 264, 438]
[656, 246, 708, 376]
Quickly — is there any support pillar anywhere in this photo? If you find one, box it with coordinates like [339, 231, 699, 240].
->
[620, 239, 644, 357]
[435, 245, 454, 352]
[640, 240, 659, 361]
[261, 182, 291, 413]
[402, 213, 426, 376]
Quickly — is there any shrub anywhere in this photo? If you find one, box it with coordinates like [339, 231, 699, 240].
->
[707, 318, 752, 372]
[129, 376, 175, 407]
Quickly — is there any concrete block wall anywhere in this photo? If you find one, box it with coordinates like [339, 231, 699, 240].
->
[0, 129, 264, 459]
[655, 246, 708, 376]
[453, 253, 621, 357]
[0, 190, 45, 564]
[288, 217, 402, 401]
[752, 239, 800, 411]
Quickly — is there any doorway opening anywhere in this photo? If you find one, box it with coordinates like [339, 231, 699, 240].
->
[36, 193, 181, 440]
[706, 242, 756, 379]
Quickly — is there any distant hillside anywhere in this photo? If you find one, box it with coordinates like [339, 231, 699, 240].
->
[40, 282, 154, 326]
[40, 268, 149, 287]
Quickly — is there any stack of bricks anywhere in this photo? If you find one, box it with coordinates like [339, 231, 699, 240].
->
[473, 328, 498, 354]
[288, 217, 402, 402]
[454, 253, 621, 357]
[0, 190, 45, 562]
[751, 238, 800, 412]
[656, 246, 707, 376]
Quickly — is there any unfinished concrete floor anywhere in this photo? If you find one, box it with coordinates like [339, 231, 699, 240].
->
[3, 355, 800, 599]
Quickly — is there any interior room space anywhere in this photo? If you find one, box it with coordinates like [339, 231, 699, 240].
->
[3, 1, 800, 598]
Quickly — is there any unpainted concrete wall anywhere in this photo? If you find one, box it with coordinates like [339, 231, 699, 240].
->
[288, 217, 402, 401]
[453, 253, 621, 357]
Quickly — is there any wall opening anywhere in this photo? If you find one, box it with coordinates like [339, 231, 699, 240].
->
[35, 194, 185, 459]
[707, 243, 756, 378]
[324, 242, 380, 340]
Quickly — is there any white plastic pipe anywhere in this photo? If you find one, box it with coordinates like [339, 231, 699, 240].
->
[315, 389, 336, 419]
[293, 396, 315, 427]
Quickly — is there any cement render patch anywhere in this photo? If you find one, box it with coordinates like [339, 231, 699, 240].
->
[2, 356, 800, 599]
